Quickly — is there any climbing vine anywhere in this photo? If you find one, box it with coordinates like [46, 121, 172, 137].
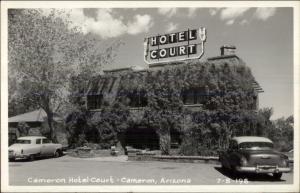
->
[69, 59, 274, 155]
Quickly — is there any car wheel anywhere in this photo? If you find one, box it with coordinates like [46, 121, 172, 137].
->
[28, 154, 35, 161]
[272, 173, 282, 180]
[54, 150, 60, 158]
[9, 158, 15, 162]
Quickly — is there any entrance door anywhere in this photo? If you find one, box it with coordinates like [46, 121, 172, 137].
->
[125, 126, 159, 150]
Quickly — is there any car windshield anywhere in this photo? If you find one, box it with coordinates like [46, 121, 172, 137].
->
[16, 139, 31, 144]
[239, 142, 273, 150]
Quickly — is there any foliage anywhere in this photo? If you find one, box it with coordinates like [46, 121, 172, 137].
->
[8, 9, 121, 140]
[90, 102, 130, 148]
[66, 102, 130, 148]
[178, 108, 272, 155]
[269, 116, 294, 151]
[143, 72, 184, 155]
[72, 59, 259, 154]
[69, 47, 292, 155]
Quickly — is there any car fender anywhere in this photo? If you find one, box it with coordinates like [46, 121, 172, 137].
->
[52, 144, 63, 153]
[229, 151, 243, 168]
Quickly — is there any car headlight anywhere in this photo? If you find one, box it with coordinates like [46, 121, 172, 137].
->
[240, 156, 248, 166]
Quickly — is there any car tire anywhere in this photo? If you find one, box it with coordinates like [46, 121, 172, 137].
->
[9, 158, 15, 162]
[54, 150, 60, 158]
[28, 154, 35, 161]
[272, 173, 282, 180]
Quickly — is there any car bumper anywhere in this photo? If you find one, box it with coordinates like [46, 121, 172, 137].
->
[9, 153, 30, 160]
[236, 166, 291, 173]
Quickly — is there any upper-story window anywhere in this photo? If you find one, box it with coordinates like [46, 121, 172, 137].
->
[87, 94, 103, 110]
[128, 90, 147, 107]
[181, 87, 207, 105]
[251, 95, 258, 110]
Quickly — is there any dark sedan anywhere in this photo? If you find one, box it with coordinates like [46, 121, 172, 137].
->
[219, 136, 291, 180]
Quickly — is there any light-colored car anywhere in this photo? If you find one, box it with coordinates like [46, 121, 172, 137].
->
[9, 136, 63, 161]
[219, 136, 291, 180]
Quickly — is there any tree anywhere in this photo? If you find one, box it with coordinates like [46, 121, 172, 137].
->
[65, 109, 89, 148]
[90, 102, 130, 148]
[65, 101, 130, 148]
[269, 115, 293, 151]
[8, 9, 121, 141]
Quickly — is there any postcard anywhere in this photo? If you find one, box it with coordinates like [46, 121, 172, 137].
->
[1, 1, 299, 192]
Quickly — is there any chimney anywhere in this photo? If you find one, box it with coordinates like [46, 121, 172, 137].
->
[220, 45, 236, 56]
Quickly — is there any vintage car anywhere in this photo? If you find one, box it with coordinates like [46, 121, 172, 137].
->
[9, 136, 63, 161]
[219, 136, 290, 179]
[284, 149, 294, 163]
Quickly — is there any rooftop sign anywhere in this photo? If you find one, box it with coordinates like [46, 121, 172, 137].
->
[144, 27, 206, 64]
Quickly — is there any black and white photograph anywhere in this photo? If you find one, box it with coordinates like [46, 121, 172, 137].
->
[1, 1, 299, 192]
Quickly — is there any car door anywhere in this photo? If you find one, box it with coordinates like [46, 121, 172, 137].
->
[41, 138, 53, 155]
[35, 138, 43, 155]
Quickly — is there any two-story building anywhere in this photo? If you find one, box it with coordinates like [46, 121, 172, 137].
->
[78, 46, 263, 150]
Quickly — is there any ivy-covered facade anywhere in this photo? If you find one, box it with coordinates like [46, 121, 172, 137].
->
[71, 47, 264, 155]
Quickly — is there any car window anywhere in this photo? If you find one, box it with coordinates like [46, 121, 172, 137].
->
[239, 142, 273, 150]
[16, 139, 31, 144]
[36, 139, 42, 144]
[42, 139, 51, 144]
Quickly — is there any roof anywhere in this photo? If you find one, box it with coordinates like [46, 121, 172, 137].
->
[232, 136, 273, 144]
[18, 136, 46, 140]
[252, 80, 264, 93]
[9, 108, 62, 123]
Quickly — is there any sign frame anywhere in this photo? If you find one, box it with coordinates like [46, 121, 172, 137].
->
[144, 27, 207, 65]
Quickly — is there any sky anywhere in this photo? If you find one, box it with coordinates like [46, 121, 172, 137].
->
[50, 7, 293, 119]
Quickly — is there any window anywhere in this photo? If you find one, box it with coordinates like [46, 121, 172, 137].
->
[194, 89, 207, 104]
[16, 140, 31, 144]
[181, 87, 207, 105]
[251, 95, 258, 110]
[239, 142, 273, 150]
[87, 94, 103, 109]
[182, 89, 194, 104]
[42, 139, 51, 144]
[128, 90, 147, 107]
[36, 139, 41, 144]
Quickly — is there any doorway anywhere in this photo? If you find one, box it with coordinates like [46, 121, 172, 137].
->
[125, 126, 159, 150]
